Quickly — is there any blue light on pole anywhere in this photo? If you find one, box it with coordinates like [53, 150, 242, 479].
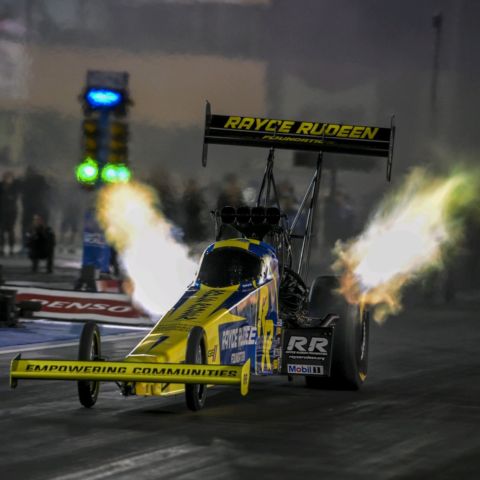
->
[85, 88, 123, 108]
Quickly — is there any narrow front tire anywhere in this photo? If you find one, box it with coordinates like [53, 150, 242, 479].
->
[77, 321, 101, 408]
[185, 327, 207, 411]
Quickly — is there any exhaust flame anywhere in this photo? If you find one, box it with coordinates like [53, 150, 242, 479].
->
[333, 168, 476, 323]
[96, 181, 197, 316]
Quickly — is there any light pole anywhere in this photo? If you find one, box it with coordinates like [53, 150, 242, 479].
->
[75, 70, 131, 291]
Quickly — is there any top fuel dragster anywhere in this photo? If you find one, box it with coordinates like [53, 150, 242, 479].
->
[10, 102, 395, 411]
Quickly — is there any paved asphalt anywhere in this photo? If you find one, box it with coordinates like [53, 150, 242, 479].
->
[0, 251, 81, 290]
[1, 299, 479, 480]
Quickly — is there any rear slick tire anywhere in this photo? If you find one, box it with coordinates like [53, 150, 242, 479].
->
[77, 321, 101, 408]
[185, 326, 207, 411]
[306, 275, 369, 390]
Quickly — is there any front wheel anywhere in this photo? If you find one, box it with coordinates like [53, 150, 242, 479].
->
[185, 326, 207, 411]
[77, 321, 101, 408]
[306, 275, 370, 390]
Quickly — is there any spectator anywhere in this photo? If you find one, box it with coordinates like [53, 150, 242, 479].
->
[0, 171, 20, 255]
[21, 166, 50, 247]
[26, 214, 55, 273]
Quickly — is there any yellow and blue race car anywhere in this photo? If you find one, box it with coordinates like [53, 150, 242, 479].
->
[10, 104, 395, 411]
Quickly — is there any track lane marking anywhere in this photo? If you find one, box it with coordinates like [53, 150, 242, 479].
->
[49, 444, 198, 480]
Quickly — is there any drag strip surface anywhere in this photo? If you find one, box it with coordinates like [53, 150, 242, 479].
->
[1, 305, 479, 479]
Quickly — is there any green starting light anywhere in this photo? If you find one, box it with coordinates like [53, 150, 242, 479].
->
[101, 163, 118, 183]
[116, 164, 132, 183]
[101, 163, 132, 183]
[76, 157, 99, 184]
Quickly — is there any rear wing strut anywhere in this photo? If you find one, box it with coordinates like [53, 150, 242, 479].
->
[202, 101, 396, 181]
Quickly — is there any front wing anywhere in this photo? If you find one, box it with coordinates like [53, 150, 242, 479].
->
[10, 355, 251, 396]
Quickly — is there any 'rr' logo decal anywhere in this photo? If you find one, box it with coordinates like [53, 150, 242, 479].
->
[286, 336, 328, 354]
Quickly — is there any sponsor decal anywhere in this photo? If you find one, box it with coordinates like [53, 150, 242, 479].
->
[207, 345, 218, 362]
[281, 329, 333, 376]
[130, 366, 237, 377]
[231, 351, 246, 363]
[31, 298, 132, 314]
[257, 286, 275, 374]
[286, 336, 329, 355]
[83, 232, 108, 247]
[180, 290, 224, 321]
[262, 135, 325, 145]
[23, 362, 238, 378]
[8, 286, 148, 325]
[223, 116, 382, 140]
[287, 364, 324, 376]
[221, 325, 256, 350]
[26, 364, 128, 374]
[219, 320, 257, 365]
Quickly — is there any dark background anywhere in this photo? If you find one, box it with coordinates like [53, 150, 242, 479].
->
[1, 0, 479, 182]
[0, 0, 479, 279]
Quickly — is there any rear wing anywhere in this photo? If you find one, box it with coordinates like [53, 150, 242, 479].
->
[202, 101, 396, 181]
